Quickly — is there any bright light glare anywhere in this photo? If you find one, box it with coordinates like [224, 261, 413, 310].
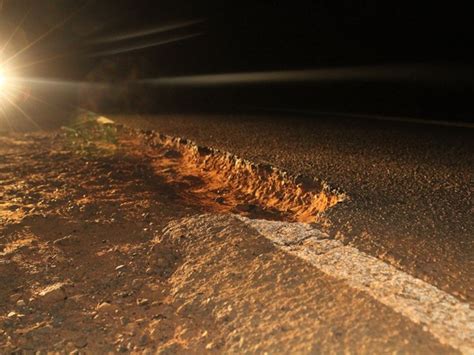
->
[0, 66, 17, 94]
[0, 66, 18, 103]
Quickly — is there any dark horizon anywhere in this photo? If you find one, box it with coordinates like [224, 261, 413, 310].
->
[1, 0, 473, 122]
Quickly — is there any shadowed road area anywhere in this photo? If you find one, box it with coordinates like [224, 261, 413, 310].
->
[112, 113, 474, 303]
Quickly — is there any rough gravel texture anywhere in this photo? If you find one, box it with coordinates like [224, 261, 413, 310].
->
[0, 125, 461, 353]
[160, 213, 457, 353]
[112, 113, 474, 303]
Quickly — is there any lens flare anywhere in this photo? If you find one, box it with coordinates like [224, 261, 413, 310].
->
[0, 65, 15, 93]
[0, 65, 23, 105]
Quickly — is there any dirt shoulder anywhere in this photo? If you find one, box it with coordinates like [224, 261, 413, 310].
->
[0, 124, 458, 353]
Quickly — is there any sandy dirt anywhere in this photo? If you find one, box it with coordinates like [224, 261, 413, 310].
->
[0, 121, 457, 353]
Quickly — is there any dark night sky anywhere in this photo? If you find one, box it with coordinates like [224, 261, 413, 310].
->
[3, 1, 472, 75]
[1, 1, 473, 120]
[83, 1, 473, 74]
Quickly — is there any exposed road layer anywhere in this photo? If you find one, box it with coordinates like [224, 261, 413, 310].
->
[138, 129, 345, 223]
[111, 113, 474, 303]
[2, 125, 466, 353]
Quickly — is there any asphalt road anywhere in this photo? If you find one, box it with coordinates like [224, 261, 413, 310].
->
[111, 113, 473, 303]
[1, 123, 471, 353]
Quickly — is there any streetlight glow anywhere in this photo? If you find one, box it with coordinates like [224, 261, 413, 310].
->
[0, 65, 21, 107]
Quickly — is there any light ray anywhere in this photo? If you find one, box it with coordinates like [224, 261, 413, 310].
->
[8, 84, 77, 113]
[1, 92, 41, 129]
[88, 32, 202, 57]
[2, 2, 87, 67]
[14, 76, 110, 90]
[9, 51, 76, 72]
[89, 19, 205, 44]
[0, 5, 32, 58]
[139, 65, 473, 86]
[7, 85, 50, 107]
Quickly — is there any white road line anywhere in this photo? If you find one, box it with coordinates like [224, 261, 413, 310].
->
[163, 214, 474, 353]
[236, 215, 474, 354]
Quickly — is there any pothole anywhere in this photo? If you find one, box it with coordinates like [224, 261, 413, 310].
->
[62, 115, 346, 224]
[133, 127, 346, 224]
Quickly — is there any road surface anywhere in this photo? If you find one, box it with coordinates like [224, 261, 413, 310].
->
[111, 113, 474, 304]
[1, 118, 472, 352]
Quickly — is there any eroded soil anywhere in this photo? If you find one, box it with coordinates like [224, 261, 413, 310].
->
[0, 124, 456, 353]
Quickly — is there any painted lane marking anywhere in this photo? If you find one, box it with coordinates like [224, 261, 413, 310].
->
[163, 214, 473, 353]
[236, 215, 474, 354]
